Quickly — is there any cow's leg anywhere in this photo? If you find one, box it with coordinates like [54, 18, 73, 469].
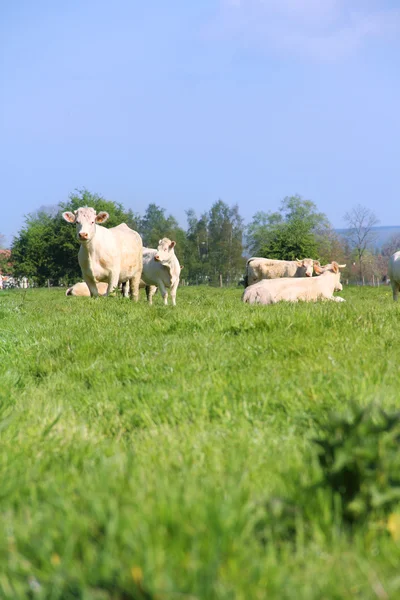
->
[392, 282, 399, 302]
[158, 281, 168, 305]
[121, 281, 129, 298]
[106, 272, 119, 296]
[83, 274, 99, 298]
[146, 285, 157, 305]
[129, 270, 141, 302]
[170, 280, 179, 306]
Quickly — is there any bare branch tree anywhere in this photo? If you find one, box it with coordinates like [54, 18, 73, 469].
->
[344, 204, 379, 284]
[382, 232, 400, 257]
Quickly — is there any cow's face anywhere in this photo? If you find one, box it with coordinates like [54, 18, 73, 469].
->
[296, 258, 314, 277]
[62, 207, 109, 243]
[154, 238, 176, 263]
[334, 280, 343, 292]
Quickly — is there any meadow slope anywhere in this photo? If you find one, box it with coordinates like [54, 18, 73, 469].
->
[0, 285, 400, 599]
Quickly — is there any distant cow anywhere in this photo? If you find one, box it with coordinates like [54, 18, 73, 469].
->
[388, 251, 400, 301]
[141, 238, 181, 305]
[245, 257, 315, 287]
[242, 261, 346, 305]
[62, 207, 143, 300]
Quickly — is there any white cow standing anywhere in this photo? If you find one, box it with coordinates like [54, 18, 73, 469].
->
[242, 261, 346, 305]
[141, 238, 181, 305]
[388, 251, 400, 301]
[62, 207, 143, 300]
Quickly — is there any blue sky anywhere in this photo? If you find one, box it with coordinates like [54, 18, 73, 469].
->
[1, 0, 400, 246]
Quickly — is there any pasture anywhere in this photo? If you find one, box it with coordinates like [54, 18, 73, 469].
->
[1, 285, 400, 599]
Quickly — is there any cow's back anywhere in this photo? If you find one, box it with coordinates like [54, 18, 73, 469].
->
[246, 258, 297, 284]
[110, 223, 143, 279]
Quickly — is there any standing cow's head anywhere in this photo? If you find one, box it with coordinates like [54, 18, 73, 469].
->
[154, 238, 176, 263]
[62, 206, 109, 243]
[295, 258, 314, 277]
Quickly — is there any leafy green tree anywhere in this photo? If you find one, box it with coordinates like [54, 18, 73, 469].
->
[12, 189, 141, 286]
[208, 200, 245, 285]
[183, 209, 211, 284]
[139, 204, 183, 248]
[248, 195, 329, 261]
[11, 209, 57, 284]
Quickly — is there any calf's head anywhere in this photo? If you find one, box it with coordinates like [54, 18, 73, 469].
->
[295, 258, 314, 277]
[154, 238, 176, 263]
[62, 207, 109, 243]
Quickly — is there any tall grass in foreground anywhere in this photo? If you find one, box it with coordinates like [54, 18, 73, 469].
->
[0, 285, 400, 599]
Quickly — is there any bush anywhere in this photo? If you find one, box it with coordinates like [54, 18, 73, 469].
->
[314, 405, 400, 523]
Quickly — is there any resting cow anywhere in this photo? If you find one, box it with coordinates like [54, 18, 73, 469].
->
[66, 281, 148, 297]
[242, 261, 346, 305]
[388, 251, 400, 301]
[62, 207, 143, 300]
[66, 281, 108, 296]
[245, 257, 315, 287]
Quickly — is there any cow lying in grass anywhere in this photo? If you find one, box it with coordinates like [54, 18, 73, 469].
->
[66, 281, 147, 297]
[66, 281, 108, 296]
[62, 206, 143, 300]
[245, 257, 315, 287]
[242, 261, 346, 305]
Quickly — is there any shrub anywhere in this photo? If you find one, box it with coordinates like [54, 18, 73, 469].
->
[314, 405, 400, 523]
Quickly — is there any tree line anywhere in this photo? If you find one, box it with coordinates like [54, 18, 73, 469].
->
[2, 189, 393, 287]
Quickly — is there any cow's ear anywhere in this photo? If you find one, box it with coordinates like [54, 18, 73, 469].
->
[169, 240, 176, 249]
[180, 265, 184, 270]
[62, 211, 76, 223]
[331, 261, 339, 273]
[314, 264, 323, 274]
[296, 260, 303, 267]
[95, 211, 109, 224]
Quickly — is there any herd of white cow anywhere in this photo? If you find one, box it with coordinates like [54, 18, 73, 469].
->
[62, 206, 400, 305]
[63, 206, 181, 305]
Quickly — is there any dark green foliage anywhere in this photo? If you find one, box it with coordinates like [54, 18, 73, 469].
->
[138, 203, 184, 249]
[314, 405, 400, 523]
[246, 195, 345, 262]
[259, 196, 329, 260]
[11, 189, 141, 286]
[185, 200, 245, 285]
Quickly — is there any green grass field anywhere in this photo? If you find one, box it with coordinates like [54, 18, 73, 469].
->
[1, 285, 400, 599]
